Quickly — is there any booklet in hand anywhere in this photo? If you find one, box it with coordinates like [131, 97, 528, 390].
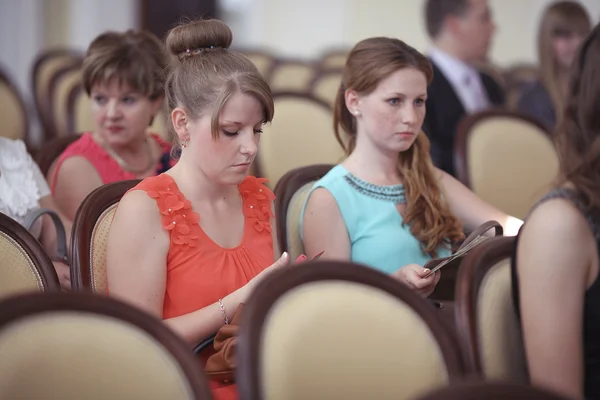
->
[295, 251, 325, 263]
[423, 221, 503, 278]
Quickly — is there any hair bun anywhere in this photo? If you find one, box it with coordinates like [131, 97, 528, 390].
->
[166, 18, 233, 57]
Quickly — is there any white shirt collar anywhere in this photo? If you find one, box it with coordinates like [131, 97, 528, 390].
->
[429, 47, 490, 113]
[429, 47, 478, 87]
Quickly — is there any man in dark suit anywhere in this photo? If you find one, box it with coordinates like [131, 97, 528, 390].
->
[423, 0, 505, 177]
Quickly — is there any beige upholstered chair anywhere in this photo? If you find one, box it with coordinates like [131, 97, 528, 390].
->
[416, 381, 569, 400]
[47, 64, 82, 138]
[257, 92, 344, 186]
[239, 49, 276, 80]
[0, 292, 212, 399]
[273, 164, 333, 259]
[318, 49, 348, 70]
[31, 49, 83, 141]
[237, 261, 466, 400]
[310, 69, 343, 106]
[0, 66, 30, 145]
[0, 213, 60, 298]
[70, 180, 140, 292]
[455, 110, 559, 219]
[267, 60, 317, 92]
[454, 236, 528, 382]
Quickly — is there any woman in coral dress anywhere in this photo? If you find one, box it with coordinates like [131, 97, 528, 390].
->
[105, 19, 290, 400]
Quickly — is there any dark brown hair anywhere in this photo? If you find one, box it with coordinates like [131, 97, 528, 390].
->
[82, 30, 167, 100]
[164, 18, 274, 143]
[334, 37, 464, 257]
[425, 0, 470, 38]
[555, 22, 600, 212]
[538, 1, 591, 117]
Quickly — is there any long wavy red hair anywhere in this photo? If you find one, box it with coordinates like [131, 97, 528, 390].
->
[333, 37, 464, 257]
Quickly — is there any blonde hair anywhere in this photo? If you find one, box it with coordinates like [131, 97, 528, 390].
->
[164, 19, 274, 143]
[334, 37, 464, 257]
[82, 30, 167, 100]
[538, 1, 591, 117]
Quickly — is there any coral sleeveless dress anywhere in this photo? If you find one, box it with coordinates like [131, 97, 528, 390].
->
[51, 132, 173, 193]
[130, 173, 275, 400]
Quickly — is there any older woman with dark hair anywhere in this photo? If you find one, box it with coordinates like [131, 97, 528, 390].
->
[50, 29, 172, 220]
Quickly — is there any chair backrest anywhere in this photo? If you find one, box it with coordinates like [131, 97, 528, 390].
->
[318, 49, 348, 70]
[237, 261, 466, 400]
[256, 92, 344, 186]
[0, 65, 30, 145]
[0, 291, 212, 399]
[310, 68, 343, 106]
[31, 49, 83, 141]
[455, 109, 559, 219]
[454, 236, 528, 382]
[36, 134, 81, 178]
[267, 60, 317, 92]
[70, 180, 140, 292]
[0, 213, 60, 298]
[416, 381, 570, 400]
[48, 63, 82, 139]
[239, 49, 276, 80]
[273, 164, 333, 259]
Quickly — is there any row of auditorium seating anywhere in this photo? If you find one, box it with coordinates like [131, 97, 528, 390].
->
[0, 206, 566, 399]
[2, 47, 538, 151]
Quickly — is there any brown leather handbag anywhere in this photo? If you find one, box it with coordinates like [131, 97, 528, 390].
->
[204, 304, 244, 383]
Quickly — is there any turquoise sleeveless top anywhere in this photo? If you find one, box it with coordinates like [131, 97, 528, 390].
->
[300, 165, 452, 274]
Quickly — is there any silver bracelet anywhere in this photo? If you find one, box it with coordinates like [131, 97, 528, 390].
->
[218, 298, 229, 325]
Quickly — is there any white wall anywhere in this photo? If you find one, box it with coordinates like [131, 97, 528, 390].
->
[0, 0, 139, 143]
[225, 0, 600, 66]
[0, 0, 44, 99]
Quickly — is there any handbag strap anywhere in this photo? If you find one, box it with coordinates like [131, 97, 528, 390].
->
[458, 220, 503, 251]
[22, 208, 68, 263]
[194, 334, 216, 354]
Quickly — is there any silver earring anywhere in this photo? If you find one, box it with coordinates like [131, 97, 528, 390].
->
[182, 138, 189, 148]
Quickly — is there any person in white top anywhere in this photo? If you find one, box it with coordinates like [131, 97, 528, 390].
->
[0, 137, 71, 288]
[422, 0, 504, 177]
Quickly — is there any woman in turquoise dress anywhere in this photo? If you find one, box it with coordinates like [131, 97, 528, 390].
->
[301, 37, 523, 296]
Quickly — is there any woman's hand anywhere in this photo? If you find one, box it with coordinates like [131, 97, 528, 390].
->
[241, 252, 291, 298]
[52, 261, 71, 290]
[391, 264, 440, 297]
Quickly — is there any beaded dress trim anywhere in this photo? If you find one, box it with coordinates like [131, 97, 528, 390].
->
[344, 173, 406, 204]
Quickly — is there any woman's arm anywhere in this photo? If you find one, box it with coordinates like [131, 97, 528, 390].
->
[302, 188, 351, 260]
[517, 199, 595, 399]
[438, 169, 523, 235]
[106, 190, 249, 344]
[302, 187, 439, 295]
[51, 156, 104, 221]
